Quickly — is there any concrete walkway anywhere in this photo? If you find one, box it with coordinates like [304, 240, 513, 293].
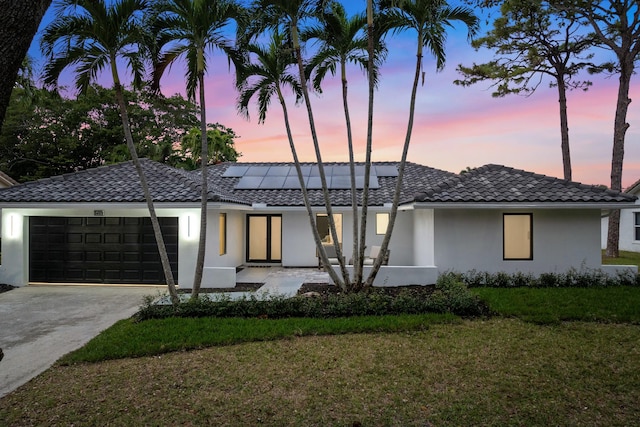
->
[0, 286, 155, 398]
[238, 267, 330, 297]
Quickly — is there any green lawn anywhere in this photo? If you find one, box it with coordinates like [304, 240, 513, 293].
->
[1, 287, 639, 426]
[473, 286, 640, 324]
[602, 249, 640, 267]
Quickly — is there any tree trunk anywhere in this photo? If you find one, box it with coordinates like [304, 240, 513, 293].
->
[341, 58, 361, 285]
[365, 32, 423, 288]
[111, 63, 179, 305]
[291, 20, 351, 289]
[191, 68, 208, 299]
[0, 0, 52, 130]
[557, 76, 572, 181]
[606, 60, 633, 258]
[356, 0, 376, 292]
[276, 88, 345, 289]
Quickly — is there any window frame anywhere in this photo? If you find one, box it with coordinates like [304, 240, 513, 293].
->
[376, 212, 389, 235]
[634, 212, 640, 241]
[503, 213, 533, 261]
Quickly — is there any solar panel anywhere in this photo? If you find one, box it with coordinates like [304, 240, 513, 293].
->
[375, 165, 399, 177]
[222, 165, 249, 177]
[229, 163, 391, 190]
[267, 166, 291, 176]
[259, 175, 286, 189]
[283, 176, 302, 189]
[246, 166, 271, 176]
[307, 176, 323, 189]
[332, 165, 350, 176]
[236, 176, 264, 189]
[330, 175, 351, 189]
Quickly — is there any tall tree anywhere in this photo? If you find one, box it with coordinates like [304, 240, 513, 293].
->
[152, 0, 244, 298]
[245, 0, 353, 290]
[236, 29, 347, 289]
[367, 0, 478, 287]
[179, 123, 242, 169]
[41, 0, 180, 305]
[303, 1, 386, 288]
[0, 0, 52, 131]
[560, 0, 640, 257]
[455, 0, 598, 181]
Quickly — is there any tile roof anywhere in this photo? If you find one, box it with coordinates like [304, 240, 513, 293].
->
[414, 164, 637, 204]
[0, 159, 244, 204]
[0, 160, 634, 206]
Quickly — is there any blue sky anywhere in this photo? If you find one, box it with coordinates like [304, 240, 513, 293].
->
[27, 0, 640, 188]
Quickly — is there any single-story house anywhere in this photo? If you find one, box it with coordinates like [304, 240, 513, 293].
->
[602, 178, 640, 252]
[0, 159, 636, 288]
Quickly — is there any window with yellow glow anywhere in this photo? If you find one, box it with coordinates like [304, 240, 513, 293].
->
[376, 213, 389, 235]
[219, 213, 227, 255]
[503, 214, 532, 260]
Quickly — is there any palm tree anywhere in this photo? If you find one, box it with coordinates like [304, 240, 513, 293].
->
[236, 31, 346, 288]
[365, 0, 478, 286]
[246, 0, 355, 289]
[302, 1, 385, 289]
[41, 0, 180, 305]
[152, 0, 243, 298]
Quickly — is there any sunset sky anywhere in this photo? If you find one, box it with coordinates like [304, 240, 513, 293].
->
[28, 1, 640, 188]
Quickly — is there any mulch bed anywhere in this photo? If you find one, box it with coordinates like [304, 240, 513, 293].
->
[179, 283, 264, 294]
[0, 284, 16, 294]
[298, 282, 435, 297]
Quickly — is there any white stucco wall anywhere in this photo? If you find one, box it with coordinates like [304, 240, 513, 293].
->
[434, 209, 603, 275]
[278, 208, 414, 267]
[413, 208, 434, 265]
[601, 203, 640, 253]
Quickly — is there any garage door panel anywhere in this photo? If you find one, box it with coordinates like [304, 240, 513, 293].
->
[104, 252, 121, 262]
[67, 251, 84, 262]
[29, 217, 178, 285]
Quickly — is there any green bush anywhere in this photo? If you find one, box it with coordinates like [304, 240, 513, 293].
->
[452, 268, 640, 288]
[135, 276, 485, 321]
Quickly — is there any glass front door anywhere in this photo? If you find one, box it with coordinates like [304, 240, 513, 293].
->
[247, 215, 282, 262]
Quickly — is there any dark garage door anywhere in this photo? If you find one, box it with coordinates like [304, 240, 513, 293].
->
[29, 217, 178, 284]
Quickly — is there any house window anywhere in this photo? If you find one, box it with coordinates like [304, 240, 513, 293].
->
[376, 213, 389, 235]
[635, 212, 640, 241]
[316, 213, 342, 244]
[219, 213, 227, 255]
[503, 213, 532, 260]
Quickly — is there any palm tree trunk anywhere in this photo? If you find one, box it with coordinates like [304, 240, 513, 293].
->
[341, 58, 361, 284]
[365, 31, 423, 288]
[557, 77, 572, 181]
[291, 20, 351, 289]
[606, 60, 633, 258]
[111, 62, 179, 305]
[277, 88, 345, 288]
[356, 0, 376, 292]
[191, 67, 208, 299]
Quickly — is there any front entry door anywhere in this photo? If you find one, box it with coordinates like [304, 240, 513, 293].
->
[247, 215, 282, 263]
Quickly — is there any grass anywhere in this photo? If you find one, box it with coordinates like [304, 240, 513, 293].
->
[59, 313, 458, 364]
[473, 286, 640, 324]
[2, 286, 640, 425]
[602, 249, 640, 266]
[1, 319, 638, 426]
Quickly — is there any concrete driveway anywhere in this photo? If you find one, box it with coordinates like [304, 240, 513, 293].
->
[0, 285, 159, 398]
